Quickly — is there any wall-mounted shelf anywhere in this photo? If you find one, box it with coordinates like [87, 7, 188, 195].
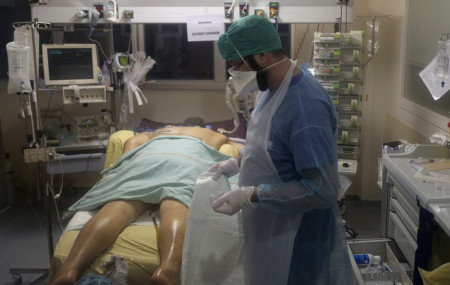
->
[314, 31, 363, 171]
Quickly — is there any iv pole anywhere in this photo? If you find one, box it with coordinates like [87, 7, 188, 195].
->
[9, 21, 53, 285]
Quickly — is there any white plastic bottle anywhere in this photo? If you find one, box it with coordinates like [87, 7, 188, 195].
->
[353, 253, 381, 266]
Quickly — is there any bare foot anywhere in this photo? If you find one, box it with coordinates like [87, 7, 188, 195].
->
[49, 269, 78, 285]
[150, 267, 180, 285]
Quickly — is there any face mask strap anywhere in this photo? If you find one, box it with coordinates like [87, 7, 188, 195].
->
[260, 57, 290, 72]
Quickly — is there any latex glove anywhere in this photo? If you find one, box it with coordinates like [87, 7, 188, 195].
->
[210, 186, 254, 215]
[208, 157, 240, 180]
[103, 254, 128, 285]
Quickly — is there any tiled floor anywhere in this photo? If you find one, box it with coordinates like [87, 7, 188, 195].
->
[0, 192, 381, 284]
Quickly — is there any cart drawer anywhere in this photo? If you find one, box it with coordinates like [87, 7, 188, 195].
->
[347, 239, 412, 285]
[391, 185, 419, 226]
[390, 199, 418, 239]
[389, 212, 417, 268]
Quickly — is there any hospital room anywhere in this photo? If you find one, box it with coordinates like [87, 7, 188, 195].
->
[0, 0, 450, 284]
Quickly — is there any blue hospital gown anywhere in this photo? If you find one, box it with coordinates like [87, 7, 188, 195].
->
[63, 136, 230, 219]
[252, 68, 352, 284]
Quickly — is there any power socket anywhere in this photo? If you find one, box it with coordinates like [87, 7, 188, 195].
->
[224, 2, 234, 19]
[269, 2, 279, 18]
[24, 148, 56, 163]
[254, 9, 265, 17]
[239, 2, 249, 17]
[123, 10, 134, 19]
[104, 0, 118, 21]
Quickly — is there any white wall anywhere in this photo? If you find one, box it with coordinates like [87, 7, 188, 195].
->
[356, 0, 448, 200]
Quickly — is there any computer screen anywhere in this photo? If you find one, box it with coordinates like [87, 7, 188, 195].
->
[42, 43, 99, 86]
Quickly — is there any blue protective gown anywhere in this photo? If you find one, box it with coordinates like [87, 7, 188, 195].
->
[239, 64, 352, 284]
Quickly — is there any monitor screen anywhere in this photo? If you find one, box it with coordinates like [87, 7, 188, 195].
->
[42, 43, 99, 86]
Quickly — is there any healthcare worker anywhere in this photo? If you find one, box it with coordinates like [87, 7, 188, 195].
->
[209, 15, 352, 284]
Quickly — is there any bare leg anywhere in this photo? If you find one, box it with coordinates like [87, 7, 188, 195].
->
[50, 200, 149, 285]
[150, 199, 189, 285]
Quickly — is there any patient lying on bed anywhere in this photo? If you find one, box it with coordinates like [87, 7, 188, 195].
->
[50, 125, 242, 285]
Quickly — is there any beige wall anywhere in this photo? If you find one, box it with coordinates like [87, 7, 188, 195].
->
[349, 0, 447, 200]
[291, 0, 448, 201]
[1, 0, 449, 201]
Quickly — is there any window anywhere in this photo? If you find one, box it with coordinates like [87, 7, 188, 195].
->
[144, 24, 214, 80]
[404, 0, 450, 117]
[144, 23, 291, 81]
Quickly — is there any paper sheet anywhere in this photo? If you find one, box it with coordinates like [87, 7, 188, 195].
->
[422, 161, 450, 171]
[415, 171, 450, 184]
[186, 14, 224, 42]
[419, 56, 450, 100]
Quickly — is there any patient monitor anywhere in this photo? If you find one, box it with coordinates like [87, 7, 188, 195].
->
[42, 43, 101, 86]
[42, 43, 108, 104]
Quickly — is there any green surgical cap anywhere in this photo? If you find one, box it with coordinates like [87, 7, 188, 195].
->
[218, 15, 282, 61]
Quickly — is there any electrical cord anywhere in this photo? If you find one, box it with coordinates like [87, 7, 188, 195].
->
[226, 0, 237, 18]
[294, 23, 310, 60]
[89, 33, 108, 61]
[47, 161, 64, 231]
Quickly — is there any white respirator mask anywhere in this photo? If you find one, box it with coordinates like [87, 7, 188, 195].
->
[228, 67, 259, 96]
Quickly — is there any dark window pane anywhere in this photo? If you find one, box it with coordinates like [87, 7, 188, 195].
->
[144, 24, 214, 80]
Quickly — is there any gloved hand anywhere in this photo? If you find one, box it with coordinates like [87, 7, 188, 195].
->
[208, 157, 240, 180]
[210, 186, 254, 215]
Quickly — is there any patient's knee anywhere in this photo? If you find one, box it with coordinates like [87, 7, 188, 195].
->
[100, 200, 149, 224]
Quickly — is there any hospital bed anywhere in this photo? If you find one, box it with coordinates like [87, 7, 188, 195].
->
[48, 118, 247, 284]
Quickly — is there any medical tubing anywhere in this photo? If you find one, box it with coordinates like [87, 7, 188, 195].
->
[47, 177, 64, 231]
[218, 83, 240, 134]
[126, 14, 133, 55]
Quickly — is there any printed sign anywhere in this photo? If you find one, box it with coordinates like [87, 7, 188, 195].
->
[186, 14, 224, 42]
